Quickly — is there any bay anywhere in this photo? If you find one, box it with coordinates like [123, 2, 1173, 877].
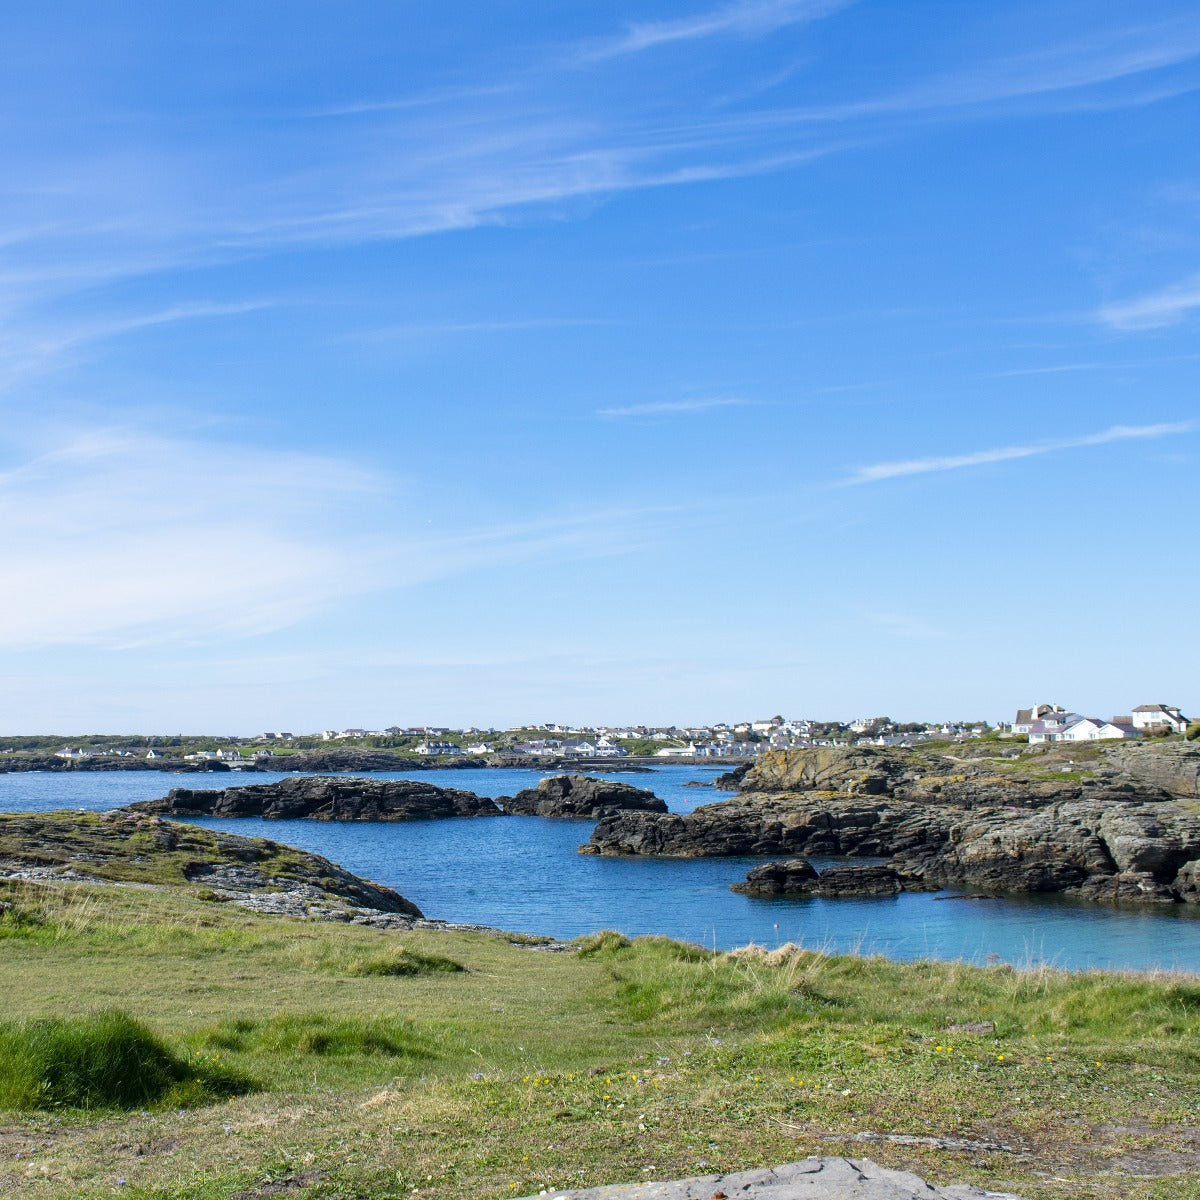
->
[3, 765, 1199, 972]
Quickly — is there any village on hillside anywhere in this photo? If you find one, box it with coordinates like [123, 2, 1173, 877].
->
[33, 701, 1195, 764]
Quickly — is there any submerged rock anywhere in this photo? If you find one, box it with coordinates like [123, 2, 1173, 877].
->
[500, 774, 667, 818]
[127, 775, 503, 821]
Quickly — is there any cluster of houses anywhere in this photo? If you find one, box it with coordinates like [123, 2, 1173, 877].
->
[1012, 703, 1190, 743]
[47, 704, 1191, 764]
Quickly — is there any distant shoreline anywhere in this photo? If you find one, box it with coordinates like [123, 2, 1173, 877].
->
[0, 754, 737, 775]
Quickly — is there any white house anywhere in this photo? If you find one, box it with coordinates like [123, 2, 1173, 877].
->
[1027, 712, 1083, 744]
[414, 741, 464, 756]
[1013, 704, 1063, 735]
[1131, 704, 1190, 735]
[1057, 718, 1139, 742]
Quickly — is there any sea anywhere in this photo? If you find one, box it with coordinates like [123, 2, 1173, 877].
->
[3, 764, 1200, 973]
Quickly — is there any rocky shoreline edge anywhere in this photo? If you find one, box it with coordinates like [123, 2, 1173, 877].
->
[582, 744, 1200, 907]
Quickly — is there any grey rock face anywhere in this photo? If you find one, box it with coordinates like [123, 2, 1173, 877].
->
[128, 776, 503, 821]
[1108, 742, 1200, 798]
[513, 1157, 1026, 1200]
[501, 774, 667, 818]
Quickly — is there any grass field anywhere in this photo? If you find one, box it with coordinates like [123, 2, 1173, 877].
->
[1, 876, 1199, 1200]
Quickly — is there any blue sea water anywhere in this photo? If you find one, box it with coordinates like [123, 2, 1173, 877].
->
[3, 765, 1200, 972]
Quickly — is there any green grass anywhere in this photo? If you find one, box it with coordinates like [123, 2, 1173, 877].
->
[0, 1011, 248, 1112]
[341, 946, 465, 976]
[1, 879, 1199, 1200]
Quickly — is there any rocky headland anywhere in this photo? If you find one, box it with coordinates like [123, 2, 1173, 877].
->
[127, 775, 503, 821]
[582, 744, 1200, 905]
[0, 809, 423, 918]
[500, 774, 667, 817]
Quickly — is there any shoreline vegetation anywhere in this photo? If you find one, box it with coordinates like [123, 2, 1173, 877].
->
[0, 812, 1198, 1199]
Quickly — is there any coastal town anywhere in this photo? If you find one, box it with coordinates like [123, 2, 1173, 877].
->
[29, 700, 1196, 766]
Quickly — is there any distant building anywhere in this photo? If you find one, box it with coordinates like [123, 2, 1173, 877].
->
[1027, 712, 1082, 744]
[1057, 718, 1139, 743]
[1013, 704, 1063, 735]
[414, 741, 463, 756]
[1131, 705, 1190, 735]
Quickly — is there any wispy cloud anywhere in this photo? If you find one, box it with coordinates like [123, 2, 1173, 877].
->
[1097, 274, 1200, 330]
[583, 0, 851, 60]
[0, 428, 388, 648]
[597, 396, 751, 418]
[308, 84, 514, 118]
[717, 18, 1200, 128]
[0, 424, 714, 650]
[991, 361, 1132, 378]
[347, 316, 611, 343]
[843, 422, 1196, 485]
[0, 300, 276, 392]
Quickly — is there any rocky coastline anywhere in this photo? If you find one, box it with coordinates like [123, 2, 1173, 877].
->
[582, 745, 1200, 906]
[499, 774, 667, 817]
[126, 772, 667, 823]
[126, 775, 505, 821]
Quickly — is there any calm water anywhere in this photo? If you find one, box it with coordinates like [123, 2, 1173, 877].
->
[4, 766, 1200, 972]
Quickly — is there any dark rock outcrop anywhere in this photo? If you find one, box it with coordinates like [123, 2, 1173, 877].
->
[733, 860, 906, 898]
[500, 774, 667, 818]
[582, 794, 936, 858]
[127, 775, 503, 821]
[713, 763, 752, 790]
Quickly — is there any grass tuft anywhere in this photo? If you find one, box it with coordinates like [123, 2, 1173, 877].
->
[574, 929, 632, 956]
[0, 1010, 248, 1111]
[344, 946, 465, 977]
[199, 1012, 439, 1061]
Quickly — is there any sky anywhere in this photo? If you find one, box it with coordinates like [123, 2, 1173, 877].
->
[1, 0, 1197, 733]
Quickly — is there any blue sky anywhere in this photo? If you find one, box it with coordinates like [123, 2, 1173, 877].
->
[1, 0, 1197, 733]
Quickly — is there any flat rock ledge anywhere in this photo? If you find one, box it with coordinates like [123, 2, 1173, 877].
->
[514, 1157, 1025, 1200]
[501, 774, 667, 818]
[127, 775, 503, 821]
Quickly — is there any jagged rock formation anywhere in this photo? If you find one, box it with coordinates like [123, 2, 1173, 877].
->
[585, 746, 1200, 906]
[127, 775, 502, 821]
[0, 809, 422, 916]
[500, 774, 667, 818]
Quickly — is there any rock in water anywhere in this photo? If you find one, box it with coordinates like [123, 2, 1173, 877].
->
[500, 774, 667, 818]
[732, 861, 906, 898]
[127, 775, 503, 820]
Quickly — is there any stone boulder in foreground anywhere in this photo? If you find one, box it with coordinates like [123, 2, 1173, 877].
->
[514, 1156, 1026, 1200]
[127, 775, 503, 821]
[500, 774, 667, 818]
